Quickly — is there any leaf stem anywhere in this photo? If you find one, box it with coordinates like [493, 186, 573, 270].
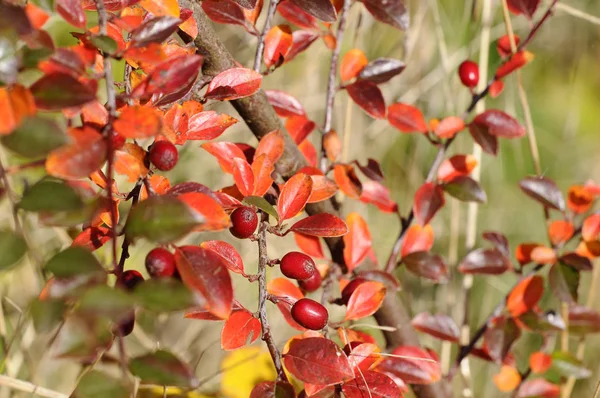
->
[253, 0, 280, 72]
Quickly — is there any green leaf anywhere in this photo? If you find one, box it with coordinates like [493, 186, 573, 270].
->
[0, 229, 27, 270]
[2, 116, 67, 158]
[73, 370, 130, 398]
[30, 0, 54, 13]
[78, 285, 134, 322]
[133, 279, 197, 312]
[21, 46, 53, 69]
[548, 263, 579, 303]
[549, 351, 591, 379]
[30, 73, 95, 110]
[128, 350, 199, 388]
[45, 247, 104, 278]
[90, 35, 118, 54]
[19, 179, 83, 212]
[243, 196, 279, 221]
[442, 176, 487, 203]
[125, 195, 204, 244]
[30, 298, 65, 333]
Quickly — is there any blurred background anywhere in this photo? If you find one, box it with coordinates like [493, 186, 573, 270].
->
[2, 0, 600, 397]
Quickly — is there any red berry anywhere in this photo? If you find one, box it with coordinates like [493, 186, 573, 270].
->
[291, 298, 328, 330]
[145, 247, 176, 278]
[341, 277, 367, 304]
[114, 313, 135, 337]
[280, 252, 316, 280]
[298, 270, 322, 293]
[149, 140, 178, 171]
[458, 60, 479, 88]
[229, 206, 258, 239]
[120, 270, 144, 290]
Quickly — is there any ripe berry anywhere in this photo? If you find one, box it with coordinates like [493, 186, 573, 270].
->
[120, 270, 144, 290]
[114, 314, 135, 337]
[341, 277, 367, 305]
[145, 247, 176, 278]
[149, 140, 178, 171]
[458, 60, 479, 88]
[298, 270, 322, 293]
[291, 298, 328, 330]
[229, 206, 258, 239]
[280, 252, 316, 281]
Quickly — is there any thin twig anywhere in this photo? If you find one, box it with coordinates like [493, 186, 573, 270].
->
[253, 0, 280, 72]
[0, 375, 68, 398]
[257, 213, 287, 382]
[320, 0, 353, 173]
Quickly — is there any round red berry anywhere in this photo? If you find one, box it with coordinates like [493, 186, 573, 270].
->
[458, 60, 479, 88]
[291, 298, 328, 330]
[149, 140, 178, 171]
[298, 270, 322, 293]
[229, 206, 258, 239]
[145, 247, 176, 278]
[120, 270, 144, 290]
[341, 277, 367, 305]
[280, 252, 316, 281]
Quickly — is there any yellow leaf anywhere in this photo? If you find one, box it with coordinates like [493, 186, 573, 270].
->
[139, 0, 180, 17]
[220, 347, 276, 398]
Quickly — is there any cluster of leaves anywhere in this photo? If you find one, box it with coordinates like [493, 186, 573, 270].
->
[0, 0, 593, 397]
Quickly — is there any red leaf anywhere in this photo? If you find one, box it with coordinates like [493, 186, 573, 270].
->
[334, 164, 362, 199]
[268, 277, 305, 330]
[459, 248, 511, 275]
[277, 1, 320, 29]
[413, 182, 445, 226]
[567, 185, 594, 214]
[506, 0, 541, 19]
[252, 154, 275, 196]
[174, 246, 233, 319]
[187, 111, 238, 140]
[294, 232, 325, 258]
[283, 338, 354, 385]
[344, 281, 386, 321]
[360, 180, 398, 213]
[131, 55, 203, 100]
[221, 309, 261, 350]
[308, 175, 337, 203]
[202, 0, 249, 28]
[472, 110, 526, 138]
[176, 192, 230, 232]
[232, 157, 255, 197]
[345, 343, 381, 372]
[529, 351, 552, 374]
[401, 224, 434, 257]
[250, 381, 296, 398]
[277, 173, 313, 222]
[437, 154, 478, 183]
[71, 227, 111, 251]
[205, 67, 263, 101]
[402, 251, 448, 283]
[387, 103, 428, 133]
[361, 0, 408, 30]
[469, 122, 498, 155]
[46, 126, 107, 179]
[286, 115, 316, 144]
[507, 275, 544, 317]
[56, 0, 86, 28]
[290, 214, 348, 237]
[255, 129, 285, 164]
[264, 24, 293, 67]
[343, 212, 372, 272]
[434, 116, 465, 139]
[265, 90, 305, 117]
[376, 346, 441, 384]
[286, 30, 319, 61]
[201, 240, 245, 275]
[411, 312, 459, 342]
[130, 16, 182, 48]
[342, 371, 403, 398]
[202, 141, 247, 174]
[346, 81, 386, 119]
[489, 80, 505, 98]
[31, 73, 95, 110]
[496, 51, 534, 79]
[517, 379, 560, 398]
[340, 49, 368, 82]
[288, 0, 336, 22]
[113, 105, 163, 139]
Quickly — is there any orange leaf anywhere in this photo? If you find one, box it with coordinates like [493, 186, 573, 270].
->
[187, 111, 237, 140]
[529, 351, 552, 374]
[497, 34, 521, 58]
[25, 3, 50, 29]
[530, 246, 557, 265]
[387, 103, 428, 133]
[71, 227, 111, 251]
[548, 220, 574, 247]
[251, 154, 275, 196]
[495, 51, 534, 79]
[221, 309, 261, 350]
[299, 139, 317, 167]
[576, 240, 600, 259]
[255, 129, 285, 164]
[46, 126, 107, 179]
[582, 214, 600, 242]
[507, 275, 544, 317]
[401, 224, 434, 257]
[323, 129, 342, 162]
[201, 240, 245, 275]
[140, 175, 171, 200]
[232, 157, 254, 197]
[359, 180, 398, 213]
[489, 80, 505, 98]
[139, 0, 180, 17]
[0, 85, 36, 135]
[333, 164, 362, 199]
[179, 8, 199, 39]
[294, 232, 325, 259]
[493, 365, 521, 392]
[437, 155, 478, 183]
[343, 213, 372, 272]
[434, 116, 464, 139]
[277, 173, 313, 222]
[290, 214, 348, 237]
[345, 343, 381, 371]
[81, 100, 109, 126]
[177, 192, 230, 231]
[202, 141, 247, 174]
[286, 115, 315, 144]
[307, 176, 337, 203]
[113, 105, 163, 138]
[340, 49, 368, 82]
[515, 243, 541, 265]
[344, 281, 386, 321]
[567, 185, 594, 214]
[114, 143, 148, 182]
[264, 24, 293, 67]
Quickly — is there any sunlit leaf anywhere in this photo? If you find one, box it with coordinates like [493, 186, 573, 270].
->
[265, 90, 305, 117]
[493, 365, 521, 392]
[113, 105, 163, 139]
[277, 173, 312, 222]
[221, 309, 261, 350]
[340, 49, 368, 82]
[187, 111, 237, 140]
[342, 371, 402, 398]
[205, 67, 263, 101]
[376, 345, 441, 384]
[264, 24, 293, 67]
[548, 262, 578, 303]
[201, 240, 245, 275]
[344, 281, 386, 321]
[343, 212, 372, 272]
[507, 275, 544, 317]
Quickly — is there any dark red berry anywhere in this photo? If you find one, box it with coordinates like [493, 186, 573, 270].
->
[229, 206, 258, 239]
[291, 298, 328, 330]
[114, 313, 135, 337]
[341, 277, 367, 305]
[280, 252, 316, 281]
[298, 270, 322, 293]
[145, 247, 176, 278]
[149, 140, 178, 171]
[120, 270, 144, 290]
[458, 60, 479, 88]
